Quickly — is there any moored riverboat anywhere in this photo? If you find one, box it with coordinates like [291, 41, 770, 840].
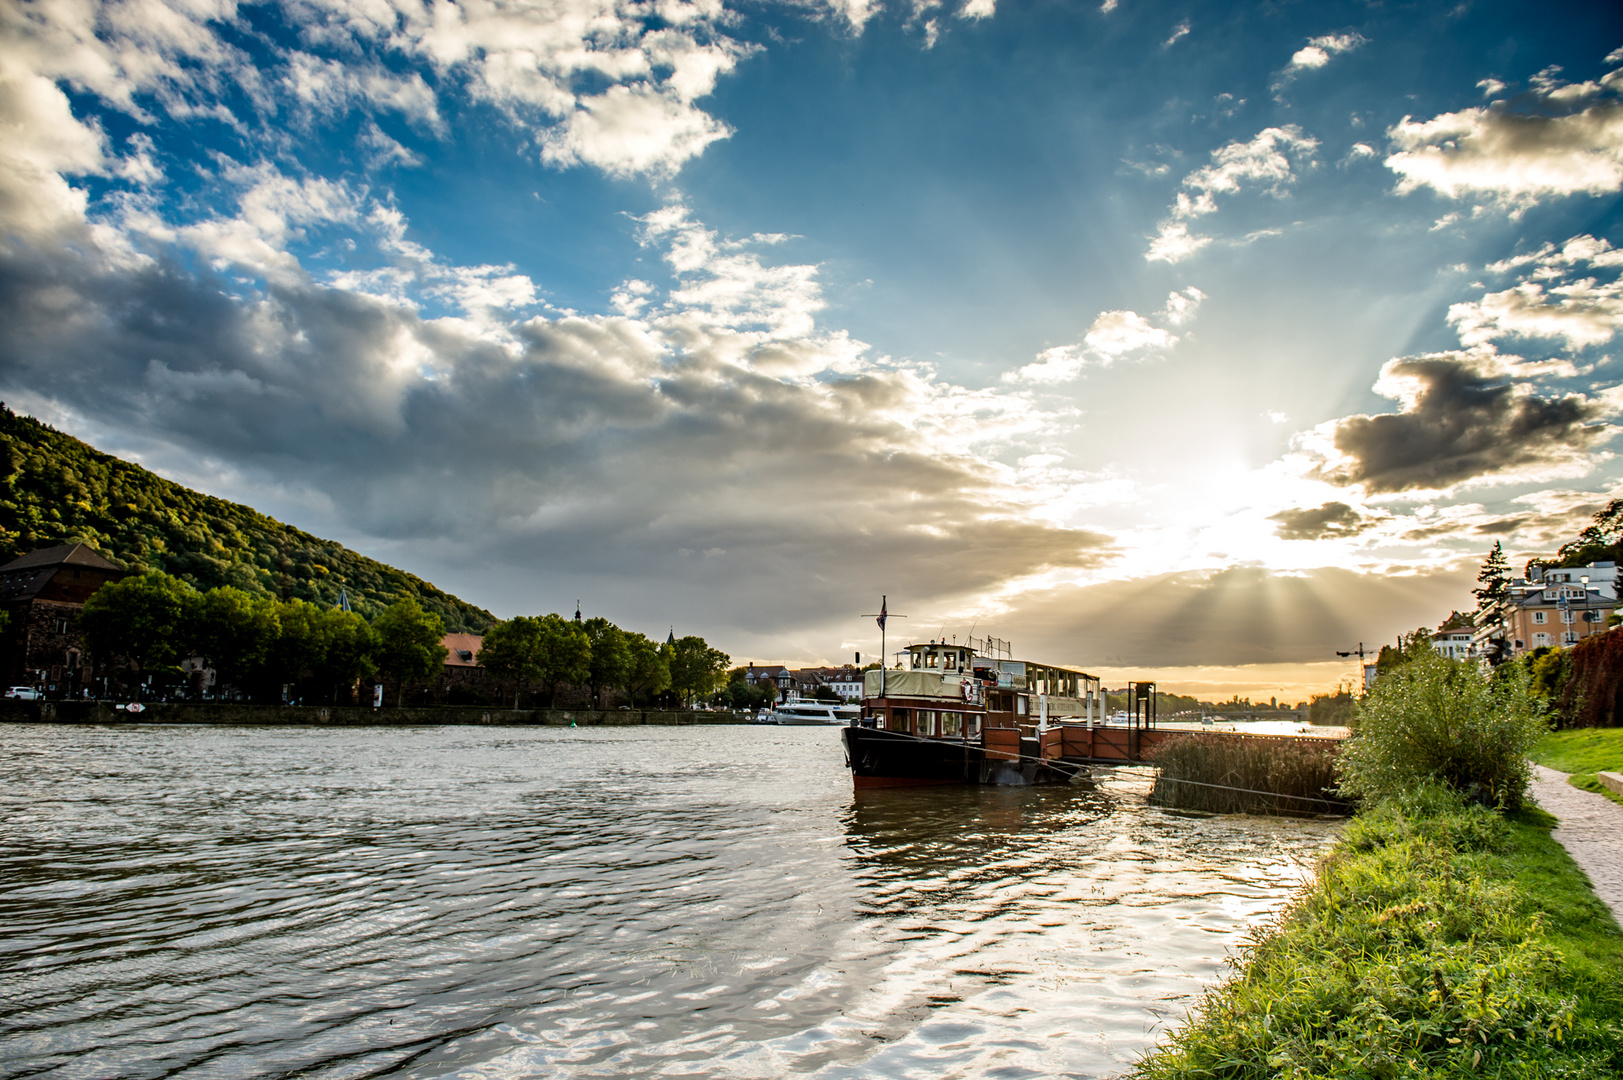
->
[772, 698, 860, 725]
[844, 640, 1167, 788]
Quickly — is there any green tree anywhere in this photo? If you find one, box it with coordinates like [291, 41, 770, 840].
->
[314, 608, 377, 703]
[1375, 626, 1434, 676]
[716, 678, 772, 711]
[265, 599, 328, 693]
[371, 598, 447, 706]
[1307, 688, 1355, 726]
[1553, 498, 1623, 566]
[533, 613, 591, 707]
[478, 616, 546, 708]
[1471, 542, 1511, 661]
[80, 571, 196, 684]
[582, 616, 629, 707]
[267, 601, 376, 703]
[191, 586, 281, 697]
[623, 631, 670, 702]
[666, 635, 730, 707]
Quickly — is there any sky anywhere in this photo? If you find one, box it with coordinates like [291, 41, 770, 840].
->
[2, 0, 1622, 703]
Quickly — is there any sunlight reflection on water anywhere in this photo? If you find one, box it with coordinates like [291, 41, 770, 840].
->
[0, 723, 1337, 1079]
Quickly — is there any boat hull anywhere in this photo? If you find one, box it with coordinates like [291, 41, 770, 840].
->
[841, 726, 1083, 788]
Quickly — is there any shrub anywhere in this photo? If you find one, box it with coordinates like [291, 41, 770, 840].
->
[1336, 651, 1545, 810]
[1558, 627, 1623, 729]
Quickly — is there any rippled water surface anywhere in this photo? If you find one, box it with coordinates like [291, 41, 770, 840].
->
[0, 723, 1338, 1079]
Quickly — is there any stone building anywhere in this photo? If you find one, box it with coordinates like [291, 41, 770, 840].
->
[0, 544, 126, 692]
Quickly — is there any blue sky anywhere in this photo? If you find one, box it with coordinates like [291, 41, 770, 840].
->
[2, 0, 1622, 700]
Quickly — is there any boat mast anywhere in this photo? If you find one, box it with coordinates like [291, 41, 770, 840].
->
[866, 595, 906, 700]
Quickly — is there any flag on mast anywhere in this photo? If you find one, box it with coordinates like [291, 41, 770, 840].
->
[876, 596, 887, 631]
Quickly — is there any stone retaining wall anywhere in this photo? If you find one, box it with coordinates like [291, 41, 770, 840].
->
[0, 700, 747, 726]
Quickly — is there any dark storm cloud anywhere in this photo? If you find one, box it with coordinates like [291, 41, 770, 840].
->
[1269, 501, 1376, 540]
[1313, 355, 1610, 493]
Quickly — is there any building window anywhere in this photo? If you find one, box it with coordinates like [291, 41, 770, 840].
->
[1535, 633, 1551, 647]
[1562, 610, 1577, 624]
[1533, 611, 1546, 624]
[1564, 631, 1579, 645]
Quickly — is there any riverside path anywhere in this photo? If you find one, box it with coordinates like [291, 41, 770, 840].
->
[1530, 764, 1623, 926]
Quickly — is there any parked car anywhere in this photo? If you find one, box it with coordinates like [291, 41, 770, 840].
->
[4, 687, 43, 700]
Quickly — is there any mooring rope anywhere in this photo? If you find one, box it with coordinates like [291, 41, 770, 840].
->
[845, 725, 1350, 810]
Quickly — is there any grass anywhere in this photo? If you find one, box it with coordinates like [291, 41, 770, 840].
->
[1133, 784, 1623, 1079]
[1148, 733, 1350, 816]
[1531, 729, 1623, 808]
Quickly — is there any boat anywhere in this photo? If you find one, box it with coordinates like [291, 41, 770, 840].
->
[842, 639, 1158, 788]
[771, 698, 860, 725]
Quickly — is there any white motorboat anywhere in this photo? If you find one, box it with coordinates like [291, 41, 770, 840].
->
[771, 699, 860, 725]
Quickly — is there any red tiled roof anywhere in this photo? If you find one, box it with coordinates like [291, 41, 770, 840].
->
[442, 632, 483, 666]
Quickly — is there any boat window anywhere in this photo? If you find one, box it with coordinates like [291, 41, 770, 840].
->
[1016, 697, 1027, 716]
[890, 708, 910, 732]
[942, 713, 962, 737]
[966, 715, 981, 738]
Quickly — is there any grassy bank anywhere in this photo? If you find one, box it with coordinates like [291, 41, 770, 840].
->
[1134, 785, 1623, 1079]
[1532, 729, 1623, 808]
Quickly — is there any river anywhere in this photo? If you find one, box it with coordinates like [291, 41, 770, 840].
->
[0, 723, 1337, 1079]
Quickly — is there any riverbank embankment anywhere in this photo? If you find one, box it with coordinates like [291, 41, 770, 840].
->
[1133, 784, 1623, 1078]
[0, 701, 749, 726]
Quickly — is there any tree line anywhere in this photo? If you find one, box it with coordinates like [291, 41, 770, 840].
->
[80, 569, 731, 708]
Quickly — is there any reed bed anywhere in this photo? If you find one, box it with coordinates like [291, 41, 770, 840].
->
[1147, 732, 1351, 816]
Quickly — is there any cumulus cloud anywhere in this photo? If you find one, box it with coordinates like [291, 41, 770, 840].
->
[1385, 60, 1623, 208]
[1146, 126, 1319, 263]
[1286, 32, 1367, 72]
[1004, 288, 1204, 384]
[0, 0, 761, 181]
[1449, 233, 1623, 350]
[1302, 350, 1615, 494]
[1269, 501, 1377, 541]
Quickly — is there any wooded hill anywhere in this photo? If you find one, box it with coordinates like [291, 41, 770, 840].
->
[0, 405, 494, 633]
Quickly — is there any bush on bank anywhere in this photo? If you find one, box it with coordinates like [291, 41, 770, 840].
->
[1134, 785, 1623, 1079]
[1335, 651, 1545, 810]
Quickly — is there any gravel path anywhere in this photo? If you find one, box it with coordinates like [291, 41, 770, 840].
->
[1529, 764, 1623, 926]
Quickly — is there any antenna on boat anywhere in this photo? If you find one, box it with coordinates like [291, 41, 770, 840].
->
[862, 596, 907, 700]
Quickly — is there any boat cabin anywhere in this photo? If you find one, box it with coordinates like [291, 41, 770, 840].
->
[863, 641, 1104, 740]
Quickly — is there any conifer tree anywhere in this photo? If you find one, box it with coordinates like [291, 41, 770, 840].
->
[1472, 542, 1511, 665]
